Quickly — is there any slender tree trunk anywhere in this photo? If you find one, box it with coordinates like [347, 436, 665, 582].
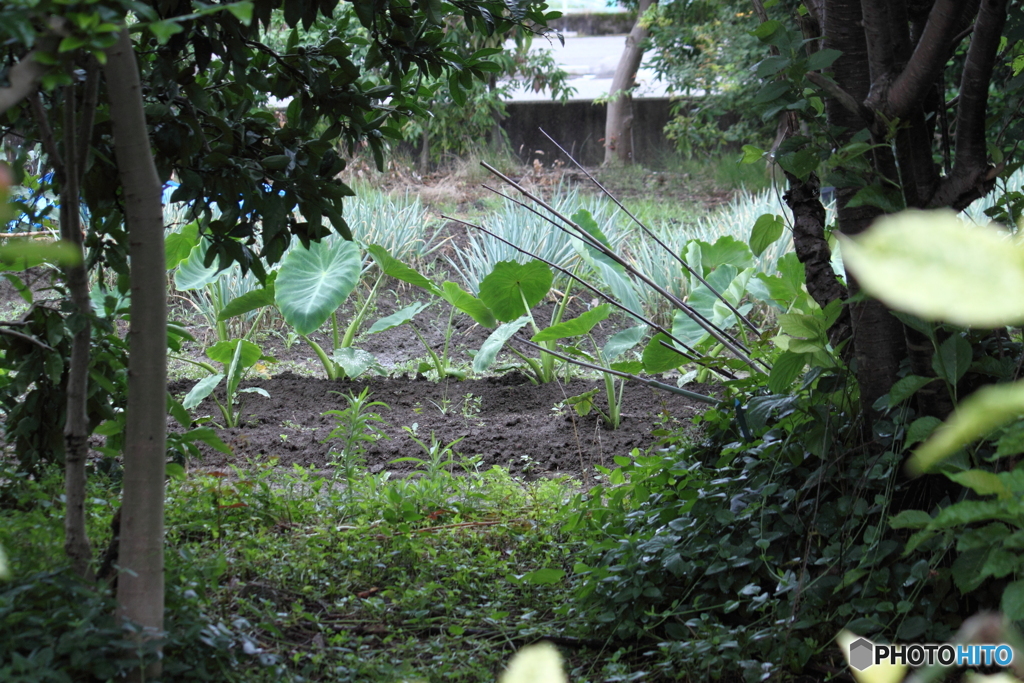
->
[59, 82, 95, 581]
[104, 29, 167, 680]
[603, 0, 656, 165]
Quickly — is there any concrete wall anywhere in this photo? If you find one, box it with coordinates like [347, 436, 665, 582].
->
[547, 12, 635, 36]
[502, 98, 677, 167]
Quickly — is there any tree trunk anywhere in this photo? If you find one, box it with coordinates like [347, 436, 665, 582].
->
[59, 82, 95, 581]
[603, 0, 656, 165]
[824, 0, 907, 410]
[104, 29, 167, 681]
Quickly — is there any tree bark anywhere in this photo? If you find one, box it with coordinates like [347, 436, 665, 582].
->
[825, 0, 907, 410]
[783, 171, 851, 345]
[59, 82, 96, 581]
[603, 0, 656, 165]
[104, 29, 167, 680]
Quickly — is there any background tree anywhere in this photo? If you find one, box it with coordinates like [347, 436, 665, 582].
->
[603, 0, 657, 165]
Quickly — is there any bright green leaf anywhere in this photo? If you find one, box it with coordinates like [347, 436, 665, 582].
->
[841, 210, 1024, 327]
[275, 238, 361, 335]
[532, 304, 611, 341]
[910, 383, 1024, 474]
[478, 260, 553, 322]
[367, 302, 429, 334]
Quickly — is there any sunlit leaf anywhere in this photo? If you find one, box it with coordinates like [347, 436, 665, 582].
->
[840, 210, 1024, 327]
[910, 383, 1024, 475]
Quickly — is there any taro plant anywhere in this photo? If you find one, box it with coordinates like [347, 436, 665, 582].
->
[365, 244, 496, 380]
[180, 338, 272, 428]
[219, 237, 382, 380]
[530, 303, 644, 429]
[167, 223, 265, 342]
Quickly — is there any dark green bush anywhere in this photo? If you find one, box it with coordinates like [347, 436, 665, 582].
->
[568, 369, 964, 681]
[0, 567, 279, 682]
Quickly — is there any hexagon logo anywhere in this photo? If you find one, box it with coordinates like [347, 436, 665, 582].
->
[849, 638, 874, 671]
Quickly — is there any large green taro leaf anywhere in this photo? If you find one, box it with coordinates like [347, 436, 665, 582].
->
[477, 260, 552, 322]
[174, 238, 222, 291]
[275, 238, 361, 336]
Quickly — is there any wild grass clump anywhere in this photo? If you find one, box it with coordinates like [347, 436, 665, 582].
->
[450, 181, 629, 294]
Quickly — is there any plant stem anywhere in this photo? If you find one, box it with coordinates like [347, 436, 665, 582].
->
[301, 334, 338, 380]
[342, 274, 383, 348]
[169, 354, 218, 375]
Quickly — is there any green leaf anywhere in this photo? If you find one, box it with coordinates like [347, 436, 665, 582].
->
[206, 339, 262, 368]
[1002, 580, 1024, 620]
[777, 149, 819, 181]
[218, 279, 276, 321]
[166, 462, 187, 481]
[0, 239, 82, 271]
[225, 1, 253, 22]
[440, 281, 497, 328]
[275, 238, 361, 335]
[945, 469, 1011, 498]
[694, 235, 754, 274]
[740, 145, 764, 164]
[846, 185, 904, 213]
[749, 214, 785, 257]
[332, 348, 382, 379]
[806, 48, 842, 71]
[473, 316, 530, 373]
[174, 239, 222, 291]
[532, 304, 611, 341]
[602, 325, 645, 361]
[768, 351, 806, 393]
[841, 210, 1024, 327]
[367, 244, 440, 295]
[182, 373, 224, 410]
[478, 260, 553, 322]
[887, 375, 936, 406]
[888, 509, 932, 530]
[368, 302, 429, 334]
[643, 333, 688, 374]
[566, 389, 598, 417]
[610, 360, 643, 374]
[932, 335, 972, 385]
[777, 313, 823, 340]
[904, 416, 941, 447]
[910, 382, 1024, 474]
[165, 226, 199, 270]
[522, 567, 566, 585]
[149, 19, 184, 44]
[183, 426, 232, 454]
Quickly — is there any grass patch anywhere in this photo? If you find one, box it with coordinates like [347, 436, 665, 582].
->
[1, 459, 609, 681]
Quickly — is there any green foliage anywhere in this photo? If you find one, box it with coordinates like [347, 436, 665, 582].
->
[323, 388, 390, 497]
[648, 1, 774, 158]
[181, 338, 272, 428]
[0, 568, 278, 681]
[566, 368, 963, 678]
[0, 285, 128, 472]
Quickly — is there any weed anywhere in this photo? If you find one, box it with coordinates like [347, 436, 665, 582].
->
[322, 389, 390, 498]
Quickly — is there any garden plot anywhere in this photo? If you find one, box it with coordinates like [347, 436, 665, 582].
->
[164, 174, 805, 479]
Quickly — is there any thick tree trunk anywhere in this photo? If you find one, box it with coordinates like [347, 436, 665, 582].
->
[104, 29, 167, 681]
[603, 0, 656, 165]
[825, 0, 907, 410]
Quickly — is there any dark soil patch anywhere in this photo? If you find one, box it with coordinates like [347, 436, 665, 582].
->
[171, 372, 714, 478]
